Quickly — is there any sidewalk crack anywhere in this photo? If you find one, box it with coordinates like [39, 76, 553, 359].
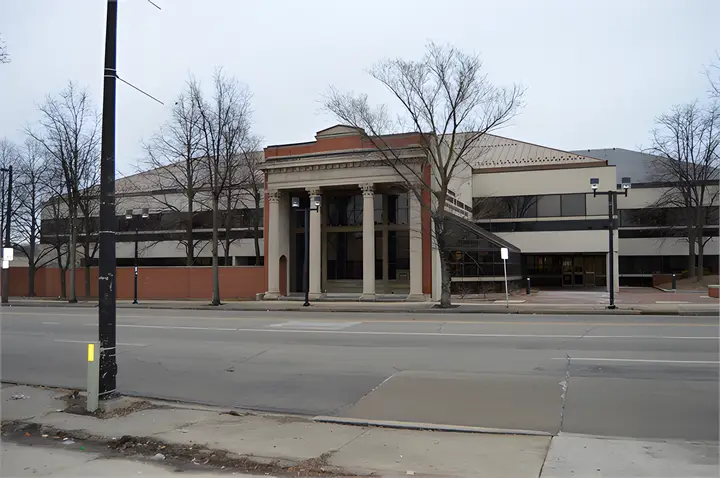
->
[558, 354, 571, 433]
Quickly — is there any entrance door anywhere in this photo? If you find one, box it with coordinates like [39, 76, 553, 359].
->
[562, 256, 573, 286]
[573, 256, 584, 286]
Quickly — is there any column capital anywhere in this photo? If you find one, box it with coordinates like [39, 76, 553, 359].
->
[306, 187, 322, 196]
[359, 183, 374, 197]
[268, 190, 281, 203]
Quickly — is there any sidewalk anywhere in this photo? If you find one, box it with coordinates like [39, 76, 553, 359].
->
[2, 384, 717, 477]
[4, 295, 718, 316]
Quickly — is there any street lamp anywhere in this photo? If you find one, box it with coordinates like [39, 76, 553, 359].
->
[0, 166, 12, 305]
[291, 195, 321, 306]
[591, 176, 631, 309]
[125, 208, 149, 304]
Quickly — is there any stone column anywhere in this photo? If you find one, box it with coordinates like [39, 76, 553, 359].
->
[408, 190, 425, 300]
[265, 190, 281, 299]
[307, 188, 324, 299]
[360, 183, 376, 300]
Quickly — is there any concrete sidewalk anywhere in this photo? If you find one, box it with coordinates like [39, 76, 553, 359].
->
[2, 384, 717, 477]
[3, 296, 718, 315]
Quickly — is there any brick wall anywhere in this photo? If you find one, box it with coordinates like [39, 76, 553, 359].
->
[7, 266, 265, 300]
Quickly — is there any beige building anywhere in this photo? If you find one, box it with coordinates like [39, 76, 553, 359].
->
[37, 126, 718, 300]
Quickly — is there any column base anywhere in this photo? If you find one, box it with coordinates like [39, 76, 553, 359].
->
[308, 292, 326, 301]
[264, 291, 282, 300]
[405, 293, 429, 302]
[359, 293, 376, 302]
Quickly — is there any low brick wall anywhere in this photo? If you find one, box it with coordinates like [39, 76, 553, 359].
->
[652, 274, 673, 288]
[8, 266, 265, 300]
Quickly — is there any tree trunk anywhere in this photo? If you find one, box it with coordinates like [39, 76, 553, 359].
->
[28, 264, 36, 297]
[83, 242, 91, 298]
[68, 219, 77, 303]
[186, 201, 194, 267]
[687, 225, 696, 280]
[697, 234, 705, 280]
[211, 196, 220, 305]
[439, 254, 452, 308]
[28, 241, 36, 297]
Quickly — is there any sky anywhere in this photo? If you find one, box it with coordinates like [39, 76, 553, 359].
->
[1, 0, 718, 177]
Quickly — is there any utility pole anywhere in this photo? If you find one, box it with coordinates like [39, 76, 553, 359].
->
[1, 165, 12, 304]
[98, 0, 118, 401]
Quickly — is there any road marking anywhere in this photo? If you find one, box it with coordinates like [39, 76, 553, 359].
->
[73, 324, 718, 340]
[7, 311, 717, 327]
[553, 357, 720, 365]
[53, 339, 147, 347]
[269, 321, 361, 330]
[655, 301, 691, 304]
[42, 321, 60, 325]
[493, 300, 526, 304]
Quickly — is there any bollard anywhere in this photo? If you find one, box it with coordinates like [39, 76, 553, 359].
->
[87, 342, 100, 412]
[526, 277, 531, 295]
[671, 273, 676, 291]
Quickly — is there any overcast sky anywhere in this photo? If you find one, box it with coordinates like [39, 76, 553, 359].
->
[1, 0, 717, 176]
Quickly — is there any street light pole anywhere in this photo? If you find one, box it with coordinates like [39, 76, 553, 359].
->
[1, 165, 12, 305]
[292, 195, 320, 307]
[133, 219, 139, 304]
[126, 208, 148, 305]
[98, 0, 118, 401]
[591, 177, 631, 310]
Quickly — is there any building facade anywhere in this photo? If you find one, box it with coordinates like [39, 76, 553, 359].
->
[35, 126, 718, 300]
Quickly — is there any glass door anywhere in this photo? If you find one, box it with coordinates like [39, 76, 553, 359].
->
[573, 256, 584, 286]
[562, 256, 573, 286]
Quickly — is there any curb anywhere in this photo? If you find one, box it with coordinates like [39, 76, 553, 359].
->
[2, 301, 717, 316]
[312, 416, 552, 437]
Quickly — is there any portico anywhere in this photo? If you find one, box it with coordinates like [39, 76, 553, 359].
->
[261, 126, 430, 300]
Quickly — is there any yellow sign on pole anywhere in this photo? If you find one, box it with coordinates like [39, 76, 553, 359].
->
[87, 343, 95, 362]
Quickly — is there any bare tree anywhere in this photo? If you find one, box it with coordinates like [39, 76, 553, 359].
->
[236, 144, 264, 265]
[647, 101, 719, 280]
[142, 85, 206, 265]
[191, 69, 254, 305]
[13, 139, 56, 296]
[324, 43, 524, 307]
[706, 53, 719, 99]
[218, 138, 263, 266]
[0, 33, 9, 64]
[27, 82, 101, 303]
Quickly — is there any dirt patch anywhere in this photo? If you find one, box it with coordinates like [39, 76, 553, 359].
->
[59, 391, 157, 418]
[1, 421, 363, 477]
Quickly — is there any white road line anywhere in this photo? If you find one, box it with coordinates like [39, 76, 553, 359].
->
[42, 321, 60, 325]
[53, 339, 147, 347]
[553, 357, 719, 365]
[75, 323, 718, 340]
[655, 301, 691, 304]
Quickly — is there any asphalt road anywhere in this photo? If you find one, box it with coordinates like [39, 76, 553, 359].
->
[1, 307, 717, 441]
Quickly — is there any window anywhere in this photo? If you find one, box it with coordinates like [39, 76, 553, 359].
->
[388, 194, 409, 225]
[561, 194, 586, 217]
[537, 195, 561, 217]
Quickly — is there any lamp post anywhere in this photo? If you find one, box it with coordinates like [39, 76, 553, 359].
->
[291, 195, 321, 306]
[591, 176, 631, 309]
[1, 165, 12, 305]
[125, 208, 149, 305]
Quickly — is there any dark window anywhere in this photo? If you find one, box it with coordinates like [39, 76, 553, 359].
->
[326, 231, 363, 280]
[388, 231, 409, 279]
[480, 219, 609, 233]
[561, 194, 586, 217]
[327, 194, 363, 226]
[537, 195, 561, 217]
[388, 194, 409, 225]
